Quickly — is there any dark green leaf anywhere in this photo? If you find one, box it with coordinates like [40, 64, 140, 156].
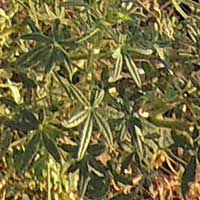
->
[21, 132, 40, 171]
[60, 144, 78, 158]
[181, 157, 196, 197]
[44, 47, 55, 73]
[88, 143, 106, 157]
[67, 161, 81, 173]
[21, 109, 39, 127]
[171, 131, 193, 149]
[21, 32, 51, 43]
[0, 131, 12, 157]
[78, 162, 90, 198]
[42, 133, 61, 163]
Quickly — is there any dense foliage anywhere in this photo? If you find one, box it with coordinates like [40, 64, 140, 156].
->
[1, 0, 200, 199]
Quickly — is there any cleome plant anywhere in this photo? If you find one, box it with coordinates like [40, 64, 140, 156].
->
[1, 0, 200, 199]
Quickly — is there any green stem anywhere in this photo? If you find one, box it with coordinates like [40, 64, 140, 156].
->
[47, 157, 51, 200]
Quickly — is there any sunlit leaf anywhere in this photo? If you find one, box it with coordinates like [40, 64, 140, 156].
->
[94, 111, 113, 147]
[128, 47, 153, 55]
[7, 80, 21, 104]
[69, 84, 89, 106]
[124, 54, 142, 88]
[93, 89, 105, 107]
[109, 54, 123, 82]
[62, 109, 89, 128]
[172, 0, 188, 19]
[78, 111, 93, 160]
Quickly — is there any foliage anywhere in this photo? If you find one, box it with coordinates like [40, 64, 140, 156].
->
[1, 0, 200, 199]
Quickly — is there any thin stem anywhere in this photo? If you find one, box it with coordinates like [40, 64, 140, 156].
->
[47, 157, 51, 200]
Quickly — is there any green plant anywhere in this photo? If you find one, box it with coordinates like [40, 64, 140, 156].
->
[1, 0, 200, 199]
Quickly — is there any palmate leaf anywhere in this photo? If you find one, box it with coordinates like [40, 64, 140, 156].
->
[62, 109, 89, 128]
[124, 54, 142, 88]
[78, 111, 93, 160]
[42, 133, 61, 163]
[94, 110, 113, 147]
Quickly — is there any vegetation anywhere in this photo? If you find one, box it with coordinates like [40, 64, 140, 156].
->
[1, 0, 200, 199]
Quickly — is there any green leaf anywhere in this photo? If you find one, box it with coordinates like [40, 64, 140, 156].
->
[42, 124, 63, 140]
[7, 80, 21, 104]
[102, 106, 125, 119]
[0, 131, 12, 157]
[88, 143, 106, 157]
[62, 109, 89, 128]
[182, 0, 200, 9]
[18, 45, 51, 68]
[171, 131, 193, 149]
[21, 132, 40, 171]
[21, 32, 51, 43]
[63, 59, 73, 80]
[69, 84, 89, 106]
[172, 0, 188, 19]
[44, 47, 55, 73]
[42, 133, 61, 163]
[181, 157, 196, 197]
[78, 162, 90, 198]
[77, 28, 99, 43]
[128, 47, 153, 55]
[124, 54, 142, 88]
[93, 89, 105, 107]
[21, 109, 39, 127]
[67, 161, 81, 173]
[109, 54, 123, 82]
[61, 0, 88, 7]
[94, 111, 113, 147]
[60, 144, 78, 158]
[78, 111, 93, 160]
[119, 121, 126, 141]
[19, 73, 37, 88]
[2, 119, 37, 132]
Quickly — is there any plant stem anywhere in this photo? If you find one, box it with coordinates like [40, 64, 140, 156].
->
[47, 157, 51, 200]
